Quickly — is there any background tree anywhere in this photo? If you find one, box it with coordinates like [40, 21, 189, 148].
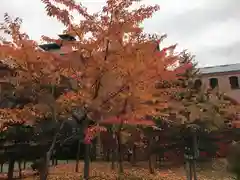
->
[158, 51, 240, 180]
[0, 13, 86, 180]
[227, 141, 240, 180]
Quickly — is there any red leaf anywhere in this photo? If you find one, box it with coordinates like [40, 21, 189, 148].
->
[84, 125, 107, 144]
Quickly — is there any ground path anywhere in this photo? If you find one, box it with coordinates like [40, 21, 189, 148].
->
[0, 161, 233, 180]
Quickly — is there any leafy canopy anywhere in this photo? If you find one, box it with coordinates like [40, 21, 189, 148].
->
[0, 0, 188, 130]
[41, 0, 186, 120]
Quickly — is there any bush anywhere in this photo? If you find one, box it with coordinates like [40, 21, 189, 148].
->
[227, 141, 240, 179]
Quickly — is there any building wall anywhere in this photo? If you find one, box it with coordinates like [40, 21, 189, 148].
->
[199, 72, 240, 103]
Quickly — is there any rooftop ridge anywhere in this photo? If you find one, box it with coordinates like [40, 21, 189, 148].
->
[200, 63, 240, 69]
[199, 63, 240, 74]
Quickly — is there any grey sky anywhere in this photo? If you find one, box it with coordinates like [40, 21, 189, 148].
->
[0, 0, 239, 67]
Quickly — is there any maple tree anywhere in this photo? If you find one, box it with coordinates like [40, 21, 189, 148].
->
[38, 0, 198, 178]
[42, 0, 188, 114]
[0, 0, 192, 179]
[39, 0, 194, 178]
[40, 0, 191, 139]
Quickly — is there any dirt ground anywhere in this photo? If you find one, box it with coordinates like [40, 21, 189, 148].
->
[0, 160, 234, 180]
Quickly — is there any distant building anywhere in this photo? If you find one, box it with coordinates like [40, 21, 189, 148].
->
[192, 63, 240, 128]
[0, 34, 76, 96]
[194, 63, 240, 104]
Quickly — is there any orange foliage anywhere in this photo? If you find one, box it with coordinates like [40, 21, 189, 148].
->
[0, 106, 41, 130]
[84, 125, 107, 144]
[42, 0, 187, 121]
[0, 14, 67, 126]
[0, 0, 190, 130]
[0, 14, 62, 86]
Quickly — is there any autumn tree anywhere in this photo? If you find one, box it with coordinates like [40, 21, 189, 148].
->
[0, 0, 192, 179]
[0, 13, 84, 180]
[159, 51, 240, 180]
[0, 13, 61, 124]
[38, 0, 192, 179]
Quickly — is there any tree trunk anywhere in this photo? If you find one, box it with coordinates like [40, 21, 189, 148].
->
[90, 139, 96, 161]
[96, 124, 102, 160]
[39, 86, 61, 180]
[83, 144, 90, 180]
[158, 149, 164, 168]
[39, 121, 65, 180]
[192, 132, 198, 180]
[111, 149, 116, 170]
[51, 157, 54, 166]
[189, 162, 193, 180]
[51, 151, 57, 166]
[148, 138, 154, 174]
[7, 159, 15, 180]
[131, 145, 136, 166]
[185, 161, 192, 180]
[18, 161, 22, 179]
[106, 149, 110, 161]
[54, 158, 58, 165]
[75, 138, 81, 172]
[193, 160, 197, 180]
[148, 155, 155, 174]
[116, 131, 123, 174]
[23, 161, 26, 169]
[1, 163, 3, 172]
[82, 116, 91, 180]
[39, 152, 51, 180]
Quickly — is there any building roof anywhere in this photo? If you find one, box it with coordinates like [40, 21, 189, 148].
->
[38, 34, 76, 52]
[199, 63, 240, 75]
[39, 43, 61, 51]
[58, 34, 76, 41]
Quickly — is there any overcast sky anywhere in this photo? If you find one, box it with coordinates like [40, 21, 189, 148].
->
[1, 0, 239, 67]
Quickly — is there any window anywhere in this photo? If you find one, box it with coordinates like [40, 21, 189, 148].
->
[194, 79, 202, 89]
[229, 76, 239, 89]
[209, 78, 218, 89]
